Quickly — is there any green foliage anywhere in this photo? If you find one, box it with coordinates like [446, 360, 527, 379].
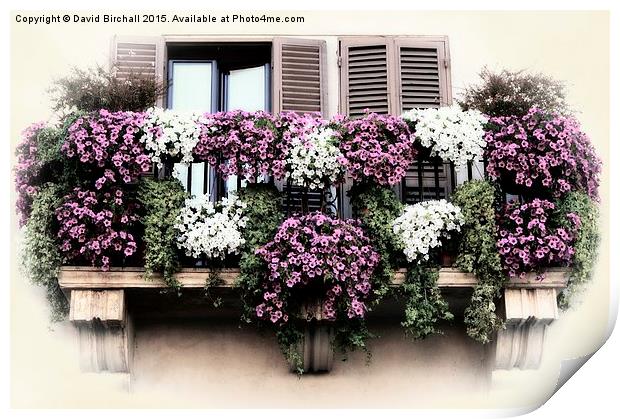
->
[236, 183, 284, 320]
[138, 177, 187, 292]
[459, 66, 570, 117]
[552, 192, 600, 309]
[22, 183, 68, 322]
[349, 183, 404, 301]
[400, 262, 453, 339]
[49, 65, 166, 114]
[451, 180, 506, 343]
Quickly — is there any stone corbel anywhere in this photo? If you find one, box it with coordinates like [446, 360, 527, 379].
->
[494, 288, 559, 370]
[293, 300, 334, 372]
[69, 289, 133, 373]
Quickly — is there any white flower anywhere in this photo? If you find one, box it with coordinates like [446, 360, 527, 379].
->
[402, 105, 488, 169]
[286, 127, 346, 190]
[140, 107, 207, 168]
[392, 199, 464, 263]
[174, 194, 248, 260]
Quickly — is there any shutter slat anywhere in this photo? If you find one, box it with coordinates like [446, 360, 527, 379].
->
[344, 43, 389, 118]
[399, 45, 442, 113]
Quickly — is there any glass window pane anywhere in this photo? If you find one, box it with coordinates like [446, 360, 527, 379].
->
[170, 62, 213, 198]
[226, 65, 268, 193]
[170, 62, 213, 112]
[226, 65, 266, 112]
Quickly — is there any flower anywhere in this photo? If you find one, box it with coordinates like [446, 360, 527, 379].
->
[139, 107, 206, 167]
[484, 107, 601, 199]
[255, 212, 380, 325]
[338, 112, 417, 185]
[14, 122, 47, 226]
[62, 109, 150, 188]
[286, 125, 347, 190]
[175, 194, 248, 259]
[392, 199, 464, 262]
[55, 186, 140, 270]
[402, 104, 488, 168]
[496, 198, 579, 278]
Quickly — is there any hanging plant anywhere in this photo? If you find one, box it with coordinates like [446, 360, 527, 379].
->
[392, 200, 464, 263]
[286, 125, 347, 190]
[496, 198, 579, 279]
[193, 110, 284, 182]
[484, 107, 601, 199]
[139, 107, 206, 168]
[22, 183, 69, 321]
[62, 109, 151, 189]
[55, 186, 140, 270]
[138, 177, 188, 291]
[174, 194, 248, 260]
[391, 200, 462, 339]
[402, 104, 488, 169]
[338, 112, 417, 186]
[254, 212, 380, 369]
[452, 180, 506, 343]
[552, 192, 600, 309]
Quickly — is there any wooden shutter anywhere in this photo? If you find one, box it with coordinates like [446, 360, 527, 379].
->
[394, 37, 452, 112]
[272, 38, 327, 117]
[110, 35, 165, 107]
[339, 37, 394, 118]
[394, 37, 454, 203]
[273, 38, 327, 214]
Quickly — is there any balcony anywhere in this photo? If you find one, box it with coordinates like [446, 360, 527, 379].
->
[59, 266, 569, 374]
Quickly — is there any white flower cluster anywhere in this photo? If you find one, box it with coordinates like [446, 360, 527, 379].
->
[402, 105, 488, 169]
[175, 194, 248, 260]
[392, 199, 464, 263]
[140, 107, 209, 168]
[286, 128, 346, 190]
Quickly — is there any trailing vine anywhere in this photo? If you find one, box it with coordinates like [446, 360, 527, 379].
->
[552, 191, 600, 309]
[137, 177, 187, 292]
[22, 183, 68, 322]
[400, 260, 454, 339]
[349, 183, 404, 302]
[452, 180, 506, 343]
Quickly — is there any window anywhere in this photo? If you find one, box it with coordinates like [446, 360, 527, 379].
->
[338, 36, 476, 205]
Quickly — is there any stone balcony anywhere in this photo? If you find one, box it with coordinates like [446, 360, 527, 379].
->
[58, 266, 569, 374]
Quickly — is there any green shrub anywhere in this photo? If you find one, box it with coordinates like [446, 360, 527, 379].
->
[459, 67, 570, 117]
[49, 65, 166, 113]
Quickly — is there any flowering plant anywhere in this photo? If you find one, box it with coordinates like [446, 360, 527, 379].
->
[193, 110, 285, 182]
[55, 187, 140, 270]
[62, 109, 151, 189]
[286, 126, 347, 190]
[496, 198, 579, 279]
[139, 107, 207, 168]
[175, 194, 248, 260]
[255, 212, 380, 325]
[485, 107, 601, 199]
[402, 105, 488, 168]
[15, 122, 48, 226]
[392, 199, 463, 262]
[339, 112, 417, 185]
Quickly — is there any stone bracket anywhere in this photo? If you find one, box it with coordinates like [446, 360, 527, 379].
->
[70, 289, 133, 373]
[495, 288, 559, 370]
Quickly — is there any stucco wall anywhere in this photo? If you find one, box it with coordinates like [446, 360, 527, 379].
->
[10, 10, 610, 409]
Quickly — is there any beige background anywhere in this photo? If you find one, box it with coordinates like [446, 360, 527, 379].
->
[10, 10, 610, 409]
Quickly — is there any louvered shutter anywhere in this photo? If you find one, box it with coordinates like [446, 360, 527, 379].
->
[340, 38, 393, 118]
[110, 35, 165, 107]
[272, 38, 327, 117]
[394, 37, 455, 203]
[395, 38, 451, 112]
[273, 38, 328, 214]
